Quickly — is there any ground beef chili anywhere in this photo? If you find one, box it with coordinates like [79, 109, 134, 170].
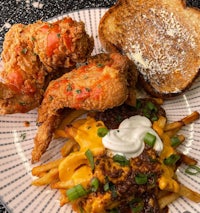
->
[84, 98, 167, 212]
[93, 98, 166, 129]
[78, 146, 163, 212]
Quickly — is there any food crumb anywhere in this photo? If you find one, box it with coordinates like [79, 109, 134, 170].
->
[24, 121, 30, 127]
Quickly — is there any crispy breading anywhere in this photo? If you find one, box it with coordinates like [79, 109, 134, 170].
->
[0, 17, 93, 114]
[31, 53, 132, 163]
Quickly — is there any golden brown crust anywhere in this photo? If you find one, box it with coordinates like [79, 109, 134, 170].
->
[99, 0, 200, 98]
[0, 17, 93, 114]
[32, 53, 131, 163]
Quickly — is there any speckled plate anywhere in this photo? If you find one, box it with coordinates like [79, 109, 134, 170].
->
[0, 8, 200, 213]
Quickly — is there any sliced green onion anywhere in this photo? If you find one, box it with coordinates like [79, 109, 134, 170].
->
[142, 108, 151, 119]
[146, 101, 157, 112]
[85, 149, 95, 171]
[164, 154, 180, 166]
[66, 184, 87, 201]
[130, 197, 142, 204]
[144, 132, 156, 147]
[97, 63, 104, 67]
[21, 48, 28, 54]
[115, 115, 122, 122]
[103, 177, 117, 198]
[131, 203, 144, 213]
[113, 154, 130, 166]
[104, 182, 110, 191]
[170, 136, 181, 147]
[97, 127, 109, 137]
[135, 173, 148, 185]
[151, 113, 158, 122]
[110, 184, 117, 198]
[136, 99, 142, 109]
[104, 176, 110, 191]
[185, 165, 200, 175]
[90, 177, 99, 192]
[20, 133, 26, 140]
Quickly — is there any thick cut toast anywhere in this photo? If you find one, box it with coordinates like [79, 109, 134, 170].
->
[99, 0, 200, 98]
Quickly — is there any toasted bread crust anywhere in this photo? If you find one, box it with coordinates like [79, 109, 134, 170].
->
[99, 0, 200, 98]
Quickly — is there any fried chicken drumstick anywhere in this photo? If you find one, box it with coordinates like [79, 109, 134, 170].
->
[32, 53, 132, 163]
[0, 17, 94, 114]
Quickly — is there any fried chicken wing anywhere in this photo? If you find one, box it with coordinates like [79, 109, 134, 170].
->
[0, 17, 94, 114]
[33, 18, 94, 70]
[32, 53, 131, 163]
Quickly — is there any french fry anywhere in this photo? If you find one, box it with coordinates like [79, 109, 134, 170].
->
[31, 107, 200, 210]
[153, 116, 167, 136]
[178, 184, 200, 203]
[177, 134, 185, 143]
[180, 154, 198, 166]
[164, 111, 199, 132]
[153, 98, 164, 105]
[32, 158, 63, 176]
[32, 168, 59, 186]
[157, 116, 167, 129]
[158, 193, 180, 209]
[60, 189, 69, 206]
[58, 109, 86, 130]
[37, 172, 48, 178]
[153, 122, 163, 137]
[64, 119, 87, 138]
[164, 121, 183, 132]
[61, 139, 79, 157]
[165, 128, 181, 137]
[181, 111, 200, 125]
[51, 180, 74, 189]
[54, 129, 70, 138]
[157, 189, 171, 199]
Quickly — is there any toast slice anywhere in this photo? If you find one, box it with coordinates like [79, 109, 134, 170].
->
[99, 0, 200, 98]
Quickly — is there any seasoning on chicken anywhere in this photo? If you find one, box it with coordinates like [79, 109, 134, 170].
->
[0, 17, 94, 114]
[31, 53, 133, 163]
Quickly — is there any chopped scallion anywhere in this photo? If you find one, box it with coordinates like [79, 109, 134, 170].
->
[96, 63, 103, 67]
[90, 177, 99, 192]
[144, 132, 156, 147]
[146, 101, 157, 112]
[66, 84, 72, 91]
[131, 203, 144, 213]
[164, 154, 180, 166]
[151, 113, 158, 122]
[170, 136, 181, 147]
[142, 108, 151, 119]
[185, 165, 200, 175]
[85, 149, 95, 171]
[104, 176, 110, 191]
[66, 184, 87, 201]
[104, 182, 110, 191]
[113, 154, 130, 166]
[110, 184, 117, 198]
[97, 127, 108, 137]
[21, 48, 27, 54]
[76, 89, 82, 94]
[20, 133, 26, 140]
[136, 99, 142, 109]
[135, 173, 148, 185]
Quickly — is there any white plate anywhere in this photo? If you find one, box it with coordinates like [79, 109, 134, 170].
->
[0, 8, 200, 213]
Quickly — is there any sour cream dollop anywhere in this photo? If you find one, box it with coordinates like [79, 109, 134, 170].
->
[102, 115, 163, 159]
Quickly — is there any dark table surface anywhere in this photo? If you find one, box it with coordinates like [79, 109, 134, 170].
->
[0, 0, 200, 212]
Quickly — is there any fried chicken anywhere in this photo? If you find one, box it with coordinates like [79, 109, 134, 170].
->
[32, 53, 131, 163]
[0, 17, 94, 114]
